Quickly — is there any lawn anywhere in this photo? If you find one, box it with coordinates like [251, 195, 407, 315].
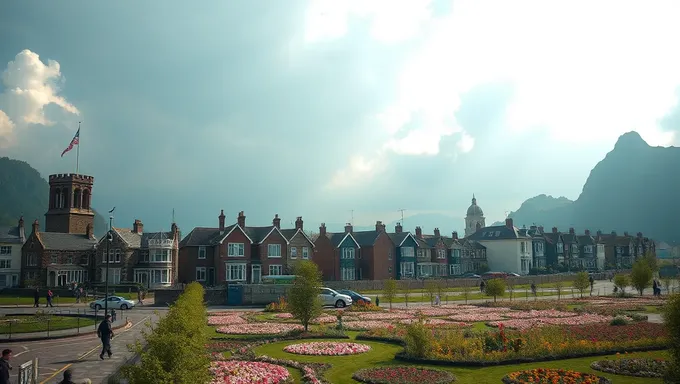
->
[0, 315, 96, 334]
[254, 335, 668, 384]
[0, 292, 143, 306]
[362, 282, 576, 296]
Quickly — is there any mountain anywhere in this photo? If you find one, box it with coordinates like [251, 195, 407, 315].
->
[0, 157, 107, 237]
[323, 213, 460, 235]
[507, 132, 680, 242]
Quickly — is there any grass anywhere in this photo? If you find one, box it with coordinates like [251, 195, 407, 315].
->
[362, 282, 576, 296]
[0, 315, 96, 334]
[253, 335, 668, 384]
[0, 292, 143, 306]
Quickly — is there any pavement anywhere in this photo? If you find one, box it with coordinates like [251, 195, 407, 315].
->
[0, 304, 166, 384]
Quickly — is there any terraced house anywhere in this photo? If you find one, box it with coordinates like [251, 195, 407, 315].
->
[279, 216, 315, 274]
[0, 217, 25, 287]
[388, 223, 418, 280]
[421, 228, 448, 277]
[313, 223, 361, 281]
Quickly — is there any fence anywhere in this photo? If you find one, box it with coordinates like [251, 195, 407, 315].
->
[18, 358, 38, 384]
[0, 308, 129, 340]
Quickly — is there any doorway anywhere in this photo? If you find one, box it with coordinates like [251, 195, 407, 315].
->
[48, 271, 56, 287]
[251, 265, 261, 284]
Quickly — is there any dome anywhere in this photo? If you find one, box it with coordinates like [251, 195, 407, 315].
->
[466, 195, 484, 217]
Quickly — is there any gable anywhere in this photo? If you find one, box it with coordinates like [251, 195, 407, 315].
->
[258, 226, 290, 245]
[399, 234, 418, 248]
[337, 233, 360, 248]
[288, 229, 315, 247]
[219, 225, 253, 244]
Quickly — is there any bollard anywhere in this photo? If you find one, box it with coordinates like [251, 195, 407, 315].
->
[8, 322, 11, 340]
[47, 319, 50, 337]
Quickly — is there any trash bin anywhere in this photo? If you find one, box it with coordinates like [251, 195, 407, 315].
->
[227, 285, 244, 306]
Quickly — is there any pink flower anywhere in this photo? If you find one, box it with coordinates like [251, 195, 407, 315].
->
[284, 342, 371, 356]
[210, 361, 290, 383]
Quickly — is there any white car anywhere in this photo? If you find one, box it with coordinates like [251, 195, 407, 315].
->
[89, 296, 136, 311]
[319, 288, 352, 308]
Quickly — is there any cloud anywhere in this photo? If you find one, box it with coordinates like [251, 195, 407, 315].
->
[0, 49, 79, 146]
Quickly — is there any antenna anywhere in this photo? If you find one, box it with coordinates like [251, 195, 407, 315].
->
[349, 210, 354, 225]
[398, 208, 406, 225]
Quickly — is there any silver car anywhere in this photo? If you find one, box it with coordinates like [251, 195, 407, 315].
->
[89, 296, 136, 311]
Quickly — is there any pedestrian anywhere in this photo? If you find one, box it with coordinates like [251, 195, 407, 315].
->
[0, 349, 12, 384]
[75, 287, 81, 304]
[530, 283, 537, 296]
[46, 289, 54, 308]
[97, 314, 114, 360]
[110, 308, 116, 322]
[33, 288, 40, 308]
[653, 280, 658, 296]
[137, 289, 144, 306]
[434, 294, 440, 306]
[480, 280, 486, 293]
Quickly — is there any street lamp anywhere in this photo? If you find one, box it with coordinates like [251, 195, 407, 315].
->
[104, 214, 113, 315]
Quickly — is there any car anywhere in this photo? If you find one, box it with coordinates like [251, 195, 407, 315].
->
[458, 272, 481, 278]
[481, 271, 509, 280]
[337, 289, 372, 304]
[506, 272, 521, 277]
[319, 288, 352, 308]
[89, 296, 136, 311]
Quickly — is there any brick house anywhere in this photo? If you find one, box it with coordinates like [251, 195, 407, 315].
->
[244, 214, 290, 282]
[349, 221, 395, 281]
[423, 228, 448, 277]
[387, 224, 418, 280]
[280, 216, 316, 274]
[543, 228, 566, 267]
[94, 219, 180, 288]
[313, 223, 361, 281]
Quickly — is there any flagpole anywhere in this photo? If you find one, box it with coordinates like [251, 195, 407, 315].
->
[76, 122, 81, 174]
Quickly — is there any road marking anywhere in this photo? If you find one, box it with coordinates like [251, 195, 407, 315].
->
[14, 345, 29, 357]
[39, 316, 149, 384]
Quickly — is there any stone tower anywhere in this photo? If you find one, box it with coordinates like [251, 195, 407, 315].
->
[44, 173, 95, 234]
[464, 194, 485, 237]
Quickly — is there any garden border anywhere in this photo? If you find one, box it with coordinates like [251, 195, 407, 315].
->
[590, 358, 668, 378]
[392, 345, 669, 367]
[0, 317, 130, 343]
[501, 369, 612, 384]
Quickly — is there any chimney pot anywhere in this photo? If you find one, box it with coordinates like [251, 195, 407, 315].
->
[415, 226, 423, 239]
[295, 216, 304, 230]
[344, 223, 353, 233]
[395, 223, 403, 233]
[273, 214, 281, 229]
[319, 223, 326, 235]
[552, 227, 558, 234]
[506, 218, 514, 228]
[375, 221, 383, 231]
[569, 227, 574, 235]
[237, 211, 246, 228]
[133, 219, 144, 234]
[585, 229, 591, 236]
[452, 231, 458, 240]
[218, 209, 226, 232]
[434, 228, 440, 237]
[32, 219, 39, 233]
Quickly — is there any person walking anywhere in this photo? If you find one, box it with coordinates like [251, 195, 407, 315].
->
[33, 288, 40, 308]
[0, 349, 12, 384]
[137, 289, 144, 306]
[530, 283, 537, 296]
[46, 289, 54, 308]
[110, 308, 116, 323]
[480, 280, 486, 293]
[97, 314, 114, 360]
[589, 276, 595, 296]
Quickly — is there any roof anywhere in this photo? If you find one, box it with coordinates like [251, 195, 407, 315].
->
[577, 235, 595, 245]
[351, 230, 382, 247]
[466, 224, 529, 241]
[387, 232, 416, 247]
[244, 226, 278, 244]
[542, 232, 561, 245]
[561, 233, 578, 243]
[459, 238, 486, 249]
[37, 232, 98, 251]
[415, 237, 431, 248]
[0, 225, 24, 244]
[327, 232, 360, 248]
[466, 196, 484, 217]
[110, 228, 176, 248]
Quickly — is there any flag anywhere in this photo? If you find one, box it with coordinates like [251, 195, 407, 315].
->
[61, 128, 80, 157]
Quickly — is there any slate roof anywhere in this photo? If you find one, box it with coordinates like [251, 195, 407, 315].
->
[280, 229, 297, 240]
[325, 232, 360, 248]
[466, 225, 529, 241]
[179, 226, 232, 247]
[459, 238, 486, 250]
[0, 225, 24, 244]
[415, 237, 431, 248]
[577, 235, 595, 245]
[351, 230, 382, 247]
[244, 226, 276, 244]
[387, 232, 413, 246]
[561, 233, 578, 243]
[542, 232, 561, 245]
[38, 232, 98, 251]
[111, 228, 176, 249]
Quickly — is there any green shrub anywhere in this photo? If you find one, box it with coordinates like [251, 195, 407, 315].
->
[663, 294, 680, 383]
[485, 278, 506, 302]
[610, 316, 630, 326]
[404, 320, 434, 358]
[121, 282, 210, 384]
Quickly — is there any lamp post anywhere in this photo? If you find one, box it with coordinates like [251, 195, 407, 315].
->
[104, 215, 113, 315]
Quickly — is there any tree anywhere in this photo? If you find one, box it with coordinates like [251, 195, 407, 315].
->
[554, 280, 564, 300]
[401, 280, 411, 307]
[613, 274, 630, 295]
[573, 272, 590, 298]
[288, 260, 323, 331]
[476, 263, 490, 274]
[382, 278, 397, 309]
[630, 259, 653, 296]
[643, 251, 659, 273]
[424, 279, 438, 305]
[662, 294, 680, 382]
[461, 281, 472, 304]
[485, 278, 506, 303]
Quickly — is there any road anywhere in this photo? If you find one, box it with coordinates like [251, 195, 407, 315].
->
[0, 305, 166, 384]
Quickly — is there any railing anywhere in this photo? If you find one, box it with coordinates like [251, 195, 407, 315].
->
[0, 308, 129, 340]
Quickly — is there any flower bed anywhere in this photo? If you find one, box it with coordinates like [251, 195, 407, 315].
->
[216, 323, 303, 335]
[210, 360, 291, 383]
[274, 313, 294, 319]
[209, 315, 248, 325]
[357, 312, 414, 320]
[283, 341, 371, 356]
[502, 368, 610, 384]
[448, 313, 506, 322]
[563, 322, 667, 343]
[255, 355, 330, 384]
[488, 314, 614, 330]
[312, 315, 338, 324]
[502, 309, 577, 319]
[398, 318, 466, 327]
[590, 358, 668, 378]
[343, 321, 393, 330]
[353, 366, 455, 384]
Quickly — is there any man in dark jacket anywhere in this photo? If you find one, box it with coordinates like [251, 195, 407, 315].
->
[33, 288, 40, 308]
[0, 349, 12, 384]
[97, 315, 114, 360]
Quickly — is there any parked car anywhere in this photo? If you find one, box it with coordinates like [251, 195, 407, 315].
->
[506, 272, 521, 277]
[481, 271, 509, 280]
[89, 296, 136, 311]
[319, 288, 352, 308]
[337, 289, 372, 304]
[458, 272, 481, 278]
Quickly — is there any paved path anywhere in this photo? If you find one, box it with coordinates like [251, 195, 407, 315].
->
[0, 306, 166, 384]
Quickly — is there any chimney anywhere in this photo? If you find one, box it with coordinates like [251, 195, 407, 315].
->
[569, 227, 574, 235]
[624, 231, 629, 237]
[344, 223, 353, 233]
[434, 228, 440, 237]
[552, 227, 558, 234]
[375, 221, 383, 231]
[272, 214, 281, 229]
[218, 210, 225, 233]
[415, 226, 423, 239]
[505, 218, 514, 228]
[133, 219, 144, 234]
[171, 222, 179, 238]
[32, 219, 39, 233]
[452, 231, 458, 240]
[395, 222, 403, 233]
[637, 232, 642, 238]
[18, 216, 25, 239]
[538, 226, 544, 233]
[611, 231, 617, 236]
[585, 229, 591, 236]
[295, 217, 304, 230]
[237, 211, 246, 228]
[597, 230, 602, 237]
[86, 223, 94, 239]
[530, 225, 537, 230]
[319, 223, 327, 235]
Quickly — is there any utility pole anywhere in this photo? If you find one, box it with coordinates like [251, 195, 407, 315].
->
[104, 207, 115, 315]
[398, 209, 406, 226]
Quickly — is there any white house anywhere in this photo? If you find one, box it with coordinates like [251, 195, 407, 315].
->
[0, 217, 26, 287]
[466, 218, 533, 275]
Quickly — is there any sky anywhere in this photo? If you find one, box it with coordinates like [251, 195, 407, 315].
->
[1, 0, 679, 235]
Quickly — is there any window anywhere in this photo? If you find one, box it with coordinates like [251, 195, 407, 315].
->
[302, 247, 309, 259]
[400, 262, 414, 277]
[417, 249, 423, 258]
[290, 247, 298, 259]
[115, 249, 121, 262]
[0, 259, 10, 269]
[637, 246, 643, 254]
[66, 255, 73, 264]
[102, 268, 121, 284]
[151, 249, 170, 262]
[140, 250, 149, 262]
[449, 264, 461, 275]
[51, 255, 57, 264]
[520, 242, 526, 253]
[341, 267, 355, 281]
[27, 253, 37, 266]
[584, 245, 593, 253]
[196, 267, 206, 281]
[437, 249, 446, 259]
[388, 250, 392, 260]
[341, 247, 355, 259]
[267, 244, 282, 258]
[557, 243, 563, 253]
[151, 269, 170, 284]
[228, 243, 245, 257]
[0, 246, 10, 255]
[198, 246, 206, 259]
[269, 264, 282, 276]
[402, 247, 414, 258]
[226, 263, 246, 281]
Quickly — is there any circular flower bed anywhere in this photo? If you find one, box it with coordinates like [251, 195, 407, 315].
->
[210, 360, 290, 383]
[502, 369, 611, 384]
[216, 322, 303, 335]
[590, 358, 668, 378]
[208, 315, 248, 325]
[284, 341, 371, 356]
[353, 366, 455, 384]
